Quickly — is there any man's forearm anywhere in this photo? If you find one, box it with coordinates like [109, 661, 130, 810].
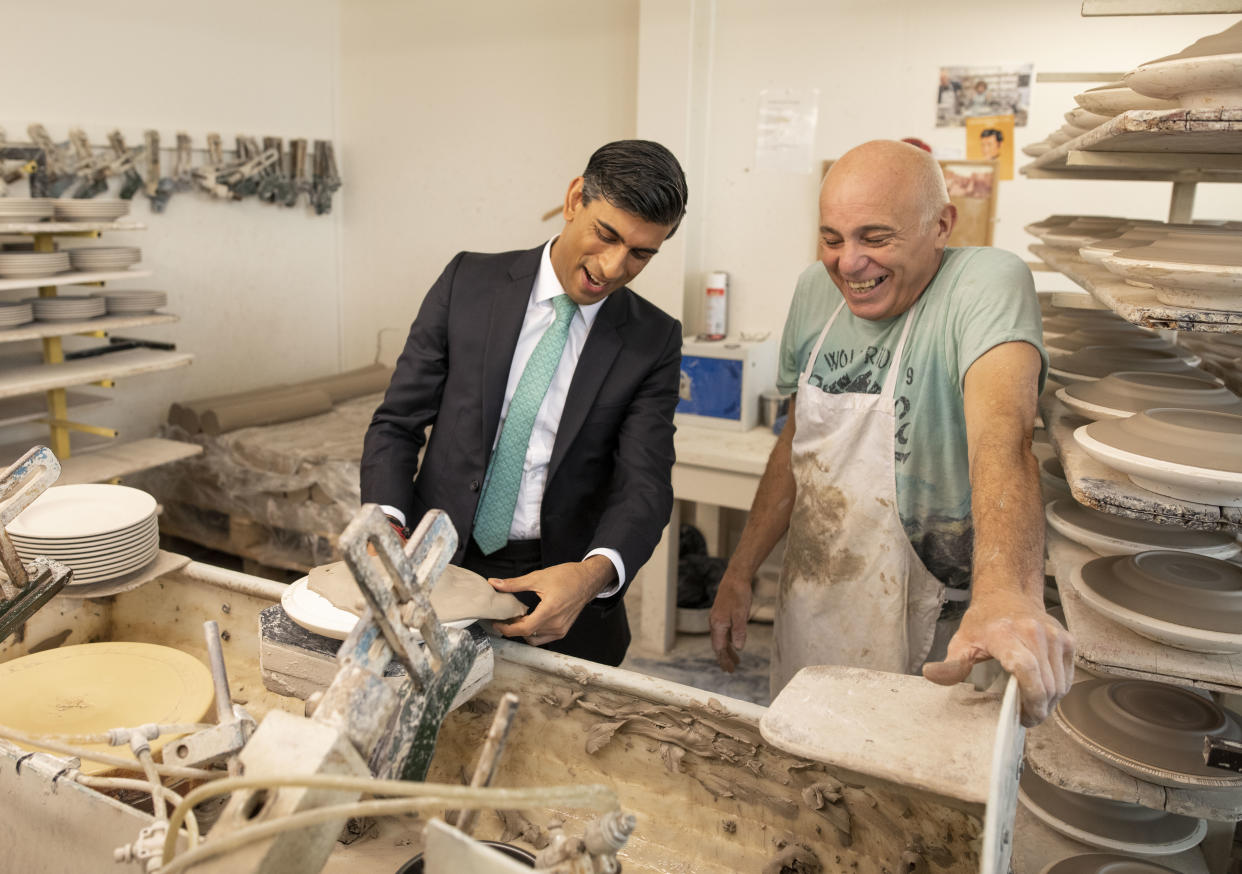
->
[723, 403, 798, 586]
[969, 437, 1045, 604]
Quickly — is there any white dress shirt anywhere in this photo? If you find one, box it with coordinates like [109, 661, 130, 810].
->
[385, 239, 625, 597]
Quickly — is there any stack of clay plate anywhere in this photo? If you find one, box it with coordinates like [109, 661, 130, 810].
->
[1019, 767, 1206, 855]
[1073, 550, 1242, 652]
[1075, 81, 1180, 116]
[1048, 345, 1206, 384]
[1026, 216, 1127, 244]
[0, 251, 70, 279]
[28, 294, 106, 322]
[1040, 855, 1184, 874]
[67, 246, 141, 272]
[1080, 223, 1236, 266]
[1058, 371, 1242, 421]
[52, 199, 130, 222]
[0, 301, 34, 329]
[1040, 219, 1134, 251]
[102, 290, 166, 315]
[1074, 409, 1242, 505]
[1044, 329, 1182, 359]
[1101, 233, 1242, 312]
[5, 484, 159, 585]
[1047, 499, 1240, 559]
[0, 197, 54, 222]
[1125, 21, 1242, 110]
[1056, 678, 1242, 789]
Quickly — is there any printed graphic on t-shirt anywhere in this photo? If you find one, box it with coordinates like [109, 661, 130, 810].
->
[810, 342, 916, 464]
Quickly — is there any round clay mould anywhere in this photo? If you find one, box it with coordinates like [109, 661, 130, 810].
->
[1019, 766, 1206, 855]
[1048, 345, 1207, 384]
[1075, 81, 1181, 115]
[1074, 550, 1242, 653]
[1124, 22, 1242, 109]
[1038, 854, 1183, 874]
[1055, 678, 1242, 788]
[1045, 330, 1182, 359]
[1045, 499, 1241, 558]
[1057, 371, 1242, 421]
[1075, 408, 1242, 506]
[1101, 237, 1242, 311]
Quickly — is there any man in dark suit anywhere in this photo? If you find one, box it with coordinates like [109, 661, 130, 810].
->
[360, 140, 687, 666]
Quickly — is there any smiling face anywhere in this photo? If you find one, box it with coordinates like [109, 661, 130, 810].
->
[818, 142, 956, 322]
[550, 177, 675, 307]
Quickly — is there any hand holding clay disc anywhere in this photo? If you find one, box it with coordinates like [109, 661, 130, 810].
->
[307, 560, 527, 622]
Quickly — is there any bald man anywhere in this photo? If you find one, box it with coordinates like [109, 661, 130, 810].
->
[710, 140, 1073, 726]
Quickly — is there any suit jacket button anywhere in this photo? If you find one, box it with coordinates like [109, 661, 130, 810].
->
[470, 480, 480, 491]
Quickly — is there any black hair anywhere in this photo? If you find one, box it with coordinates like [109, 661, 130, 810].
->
[580, 140, 688, 238]
[980, 128, 1004, 143]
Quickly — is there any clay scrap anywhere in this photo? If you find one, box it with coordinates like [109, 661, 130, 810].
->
[307, 560, 526, 623]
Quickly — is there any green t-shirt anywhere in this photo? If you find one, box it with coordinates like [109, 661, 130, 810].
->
[777, 247, 1047, 600]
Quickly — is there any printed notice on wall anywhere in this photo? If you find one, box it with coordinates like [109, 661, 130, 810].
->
[755, 89, 819, 173]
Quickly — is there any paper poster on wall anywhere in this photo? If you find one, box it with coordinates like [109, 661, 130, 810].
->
[936, 64, 1032, 128]
[965, 114, 1015, 180]
[755, 89, 820, 173]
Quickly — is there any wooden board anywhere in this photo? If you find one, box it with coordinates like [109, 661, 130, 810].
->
[1024, 704, 1242, 821]
[55, 437, 202, 485]
[0, 269, 153, 292]
[1039, 392, 1242, 531]
[0, 389, 110, 427]
[1046, 530, 1242, 693]
[1032, 244, 1242, 333]
[0, 347, 192, 399]
[0, 313, 178, 345]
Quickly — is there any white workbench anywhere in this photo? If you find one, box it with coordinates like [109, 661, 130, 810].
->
[636, 423, 778, 653]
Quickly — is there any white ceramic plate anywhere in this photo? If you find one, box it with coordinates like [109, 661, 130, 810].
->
[11, 519, 159, 556]
[280, 577, 475, 641]
[1073, 562, 1242, 654]
[1074, 421, 1242, 507]
[8, 484, 157, 538]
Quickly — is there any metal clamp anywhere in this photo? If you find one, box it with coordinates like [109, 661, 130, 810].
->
[0, 447, 72, 644]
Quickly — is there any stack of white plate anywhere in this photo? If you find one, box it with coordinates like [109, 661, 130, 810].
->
[28, 294, 106, 322]
[0, 251, 70, 278]
[52, 200, 130, 222]
[0, 198, 55, 222]
[0, 301, 34, 329]
[103, 290, 166, 314]
[6, 484, 160, 585]
[68, 247, 141, 272]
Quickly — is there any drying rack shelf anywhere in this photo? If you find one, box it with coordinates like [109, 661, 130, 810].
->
[0, 221, 146, 235]
[0, 313, 177, 344]
[0, 348, 192, 400]
[0, 269, 153, 292]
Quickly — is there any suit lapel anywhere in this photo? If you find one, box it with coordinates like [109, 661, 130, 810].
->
[481, 247, 542, 450]
[548, 289, 629, 481]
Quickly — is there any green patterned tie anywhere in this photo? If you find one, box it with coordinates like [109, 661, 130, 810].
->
[473, 293, 579, 555]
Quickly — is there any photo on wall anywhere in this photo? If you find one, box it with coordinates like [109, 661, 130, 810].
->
[965, 114, 1015, 180]
[936, 64, 1032, 128]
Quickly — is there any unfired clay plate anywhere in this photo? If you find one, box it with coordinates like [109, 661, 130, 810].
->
[1056, 678, 1242, 788]
[1038, 854, 1183, 874]
[1074, 82, 1181, 115]
[1125, 22, 1242, 109]
[1019, 766, 1206, 854]
[281, 578, 475, 641]
[1046, 499, 1241, 559]
[1076, 408, 1242, 506]
[1049, 346, 1205, 384]
[1045, 330, 1176, 358]
[1074, 550, 1242, 653]
[1058, 370, 1242, 421]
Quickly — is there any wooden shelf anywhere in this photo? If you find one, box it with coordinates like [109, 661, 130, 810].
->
[1039, 390, 1242, 531]
[1032, 244, 1242, 333]
[0, 313, 177, 344]
[0, 221, 145, 235]
[0, 347, 193, 400]
[53, 438, 201, 486]
[1022, 108, 1242, 181]
[1025, 700, 1242, 821]
[0, 269, 153, 292]
[0, 390, 111, 428]
[1081, 0, 1242, 14]
[1047, 530, 1242, 694]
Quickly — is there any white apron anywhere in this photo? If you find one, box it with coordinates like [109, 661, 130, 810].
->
[771, 299, 967, 696]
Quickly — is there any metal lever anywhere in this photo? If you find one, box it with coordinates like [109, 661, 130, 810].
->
[0, 447, 72, 644]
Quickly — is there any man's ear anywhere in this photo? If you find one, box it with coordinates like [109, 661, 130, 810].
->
[936, 202, 958, 245]
[563, 176, 585, 222]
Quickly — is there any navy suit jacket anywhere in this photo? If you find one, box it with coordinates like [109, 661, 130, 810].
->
[360, 245, 681, 662]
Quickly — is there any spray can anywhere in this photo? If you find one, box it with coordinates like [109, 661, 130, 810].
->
[703, 271, 728, 340]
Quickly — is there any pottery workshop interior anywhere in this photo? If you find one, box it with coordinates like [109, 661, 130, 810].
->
[3, 1, 1242, 872]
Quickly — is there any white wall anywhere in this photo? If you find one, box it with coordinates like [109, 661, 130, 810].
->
[0, 0, 343, 446]
[683, 1, 1242, 340]
[338, 0, 640, 368]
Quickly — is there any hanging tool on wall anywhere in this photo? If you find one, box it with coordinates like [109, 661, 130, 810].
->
[194, 133, 233, 198]
[311, 139, 341, 215]
[173, 132, 195, 192]
[218, 136, 278, 199]
[0, 129, 37, 196]
[106, 130, 145, 200]
[67, 128, 108, 199]
[256, 136, 291, 204]
[27, 124, 75, 197]
[143, 130, 175, 212]
[285, 138, 310, 207]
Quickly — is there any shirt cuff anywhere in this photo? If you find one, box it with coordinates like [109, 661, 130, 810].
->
[379, 505, 407, 528]
[585, 548, 625, 598]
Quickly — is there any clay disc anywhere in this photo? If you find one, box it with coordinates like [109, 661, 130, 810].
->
[306, 561, 526, 622]
[0, 642, 214, 776]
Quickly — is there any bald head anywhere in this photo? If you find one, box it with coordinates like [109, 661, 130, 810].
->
[823, 140, 950, 232]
